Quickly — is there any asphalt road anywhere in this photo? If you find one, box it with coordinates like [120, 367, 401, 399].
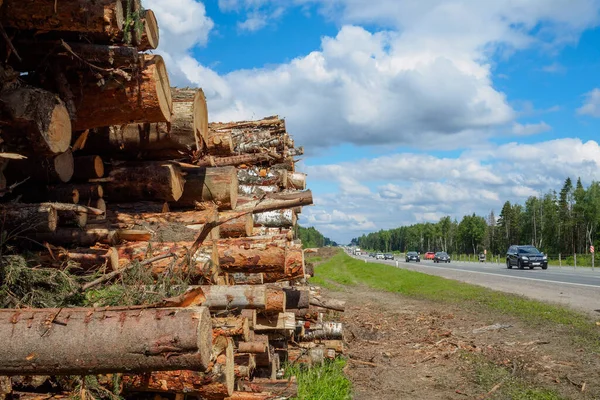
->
[350, 253, 600, 315]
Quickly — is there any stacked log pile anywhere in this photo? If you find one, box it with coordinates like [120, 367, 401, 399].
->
[0, 1, 344, 399]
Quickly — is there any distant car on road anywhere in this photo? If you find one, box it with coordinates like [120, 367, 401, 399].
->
[434, 252, 450, 263]
[384, 253, 394, 260]
[405, 251, 420, 262]
[506, 245, 548, 270]
[424, 252, 435, 260]
[376, 253, 384, 259]
[368, 252, 375, 258]
[478, 253, 486, 262]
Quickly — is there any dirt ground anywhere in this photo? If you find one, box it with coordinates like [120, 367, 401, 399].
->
[325, 286, 600, 399]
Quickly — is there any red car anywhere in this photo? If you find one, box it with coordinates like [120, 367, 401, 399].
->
[424, 252, 435, 260]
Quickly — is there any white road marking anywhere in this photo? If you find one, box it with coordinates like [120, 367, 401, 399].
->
[392, 261, 600, 289]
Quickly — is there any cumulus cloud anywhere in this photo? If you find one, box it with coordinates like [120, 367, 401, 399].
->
[577, 88, 600, 117]
[512, 121, 552, 136]
[149, 1, 600, 148]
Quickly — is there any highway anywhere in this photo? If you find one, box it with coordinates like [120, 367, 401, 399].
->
[351, 253, 600, 315]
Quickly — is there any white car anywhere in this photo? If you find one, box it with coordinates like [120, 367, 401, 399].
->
[376, 253, 384, 259]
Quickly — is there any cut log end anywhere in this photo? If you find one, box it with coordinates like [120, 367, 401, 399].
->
[48, 104, 72, 154]
[197, 306, 213, 370]
[195, 89, 209, 148]
[153, 56, 172, 123]
[224, 338, 235, 396]
[53, 150, 74, 183]
[141, 9, 159, 50]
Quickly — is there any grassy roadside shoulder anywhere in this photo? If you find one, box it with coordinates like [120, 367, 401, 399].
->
[310, 250, 600, 351]
[309, 249, 600, 399]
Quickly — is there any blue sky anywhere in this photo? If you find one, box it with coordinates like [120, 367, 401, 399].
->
[147, 0, 600, 243]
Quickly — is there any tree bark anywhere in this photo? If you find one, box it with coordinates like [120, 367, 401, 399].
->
[116, 241, 220, 284]
[200, 285, 285, 314]
[0, 203, 58, 233]
[239, 184, 280, 196]
[210, 116, 287, 151]
[287, 172, 306, 190]
[122, 337, 234, 399]
[0, 0, 124, 42]
[33, 227, 150, 246]
[0, 306, 212, 375]
[108, 208, 217, 226]
[219, 211, 253, 238]
[237, 342, 267, 354]
[174, 165, 238, 210]
[72, 55, 172, 130]
[15, 41, 141, 72]
[229, 272, 264, 285]
[235, 190, 313, 214]
[73, 155, 104, 179]
[299, 322, 343, 341]
[102, 162, 185, 202]
[251, 227, 292, 239]
[195, 153, 272, 168]
[238, 168, 287, 187]
[213, 238, 304, 277]
[0, 86, 71, 156]
[253, 209, 296, 228]
[309, 294, 346, 312]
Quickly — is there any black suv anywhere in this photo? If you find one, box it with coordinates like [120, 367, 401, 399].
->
[405, 251, 420, 262]
[384, 253, 394, 260]
[433, 252, 450, 263]
[506, 245, 548, 270]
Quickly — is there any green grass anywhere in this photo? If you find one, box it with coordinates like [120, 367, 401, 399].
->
[311, 250, 600, 351]
[286, 359, 352, 400]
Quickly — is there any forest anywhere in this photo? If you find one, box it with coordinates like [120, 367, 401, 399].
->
[296, 225, 337, 248]
[354, 177, 600, 257]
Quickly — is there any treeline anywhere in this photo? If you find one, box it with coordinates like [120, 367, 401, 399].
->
[354, 177, 600, 256]
[296, 226, 338, 248]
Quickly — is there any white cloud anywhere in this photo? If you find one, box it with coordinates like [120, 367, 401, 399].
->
[512, 121, 552, 136]
[144, 0, 214, 86]
[238, 12, 269, 31]
[577, 88, 600, 117]
[540, 62, 566, 73]
[149, 0, 600, 148]
[306, 138, 600, 242]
